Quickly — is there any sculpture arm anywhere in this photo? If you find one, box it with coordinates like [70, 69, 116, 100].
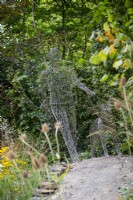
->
[76, 79, 95, 96]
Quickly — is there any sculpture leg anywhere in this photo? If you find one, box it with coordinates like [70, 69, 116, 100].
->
[67, 105, 77, 147]
[90, 139, 96, 157]
[100, 134, 109, 157]
[113, 135, 122, 156]
[51, 105, 79, 162]
[90, 135, 101, 157]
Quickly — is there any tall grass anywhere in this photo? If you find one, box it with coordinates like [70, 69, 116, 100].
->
[113, 76, 133, 156]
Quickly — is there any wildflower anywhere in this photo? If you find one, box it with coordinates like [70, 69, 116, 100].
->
[114, 100, 121, 109]
[22, 170, 29, 179]
[2, 156, 14, 167]
[120, 76, 126, 86]
[0, 146, 8, 155]
[39, 153, 48, 164]
[19, 134, 27, 142]
[41, 123, 50, 133]
[55, 122, 61, 129]
[0, 147, 27, 180]
[32, 157, 41, 169]
[6, 150, 16, 160]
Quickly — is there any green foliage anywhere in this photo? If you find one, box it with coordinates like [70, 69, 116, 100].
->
[0, 0, 133, 154]
[120, 183, 133, 199]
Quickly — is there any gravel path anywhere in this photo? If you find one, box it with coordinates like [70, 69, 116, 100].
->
[54, 156, 133, 200]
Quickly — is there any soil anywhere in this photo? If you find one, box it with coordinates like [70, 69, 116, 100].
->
[52, 156, 133, 200]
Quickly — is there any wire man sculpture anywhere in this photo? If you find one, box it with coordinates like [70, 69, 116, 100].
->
[40, 48, 95, 162]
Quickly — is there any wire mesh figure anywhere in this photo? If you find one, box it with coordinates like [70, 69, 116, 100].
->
[89, 104, 122, 157]
[40, 47, 94, 162]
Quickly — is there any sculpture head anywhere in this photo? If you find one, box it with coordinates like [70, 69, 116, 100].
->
[48, 47, 62, 66]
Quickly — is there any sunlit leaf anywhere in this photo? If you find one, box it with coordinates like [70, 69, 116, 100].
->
[113, 60, 123, 69]
[109, 45, 116, 54]
[127, 42, 133, 52]
[89, 31, 95, 40]
[98, 50, 107, 61]
[78, 58, 85, 64]
[122, 59, 133, 69]
[96, 36, 103, 42]
[105, 32, 115, 43]
[108, 14, 113, 22]
[103, 46, 111, 54]
[56, 153, 60, 159]
[90, 54, 101, 65]
[103, 22, 110, 32]
[100, 74, 109, 82]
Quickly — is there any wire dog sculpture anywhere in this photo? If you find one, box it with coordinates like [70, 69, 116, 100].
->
[89, 104, 122, 157]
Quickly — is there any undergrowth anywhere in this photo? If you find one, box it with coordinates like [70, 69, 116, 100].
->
[0, 121, 66, 200]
